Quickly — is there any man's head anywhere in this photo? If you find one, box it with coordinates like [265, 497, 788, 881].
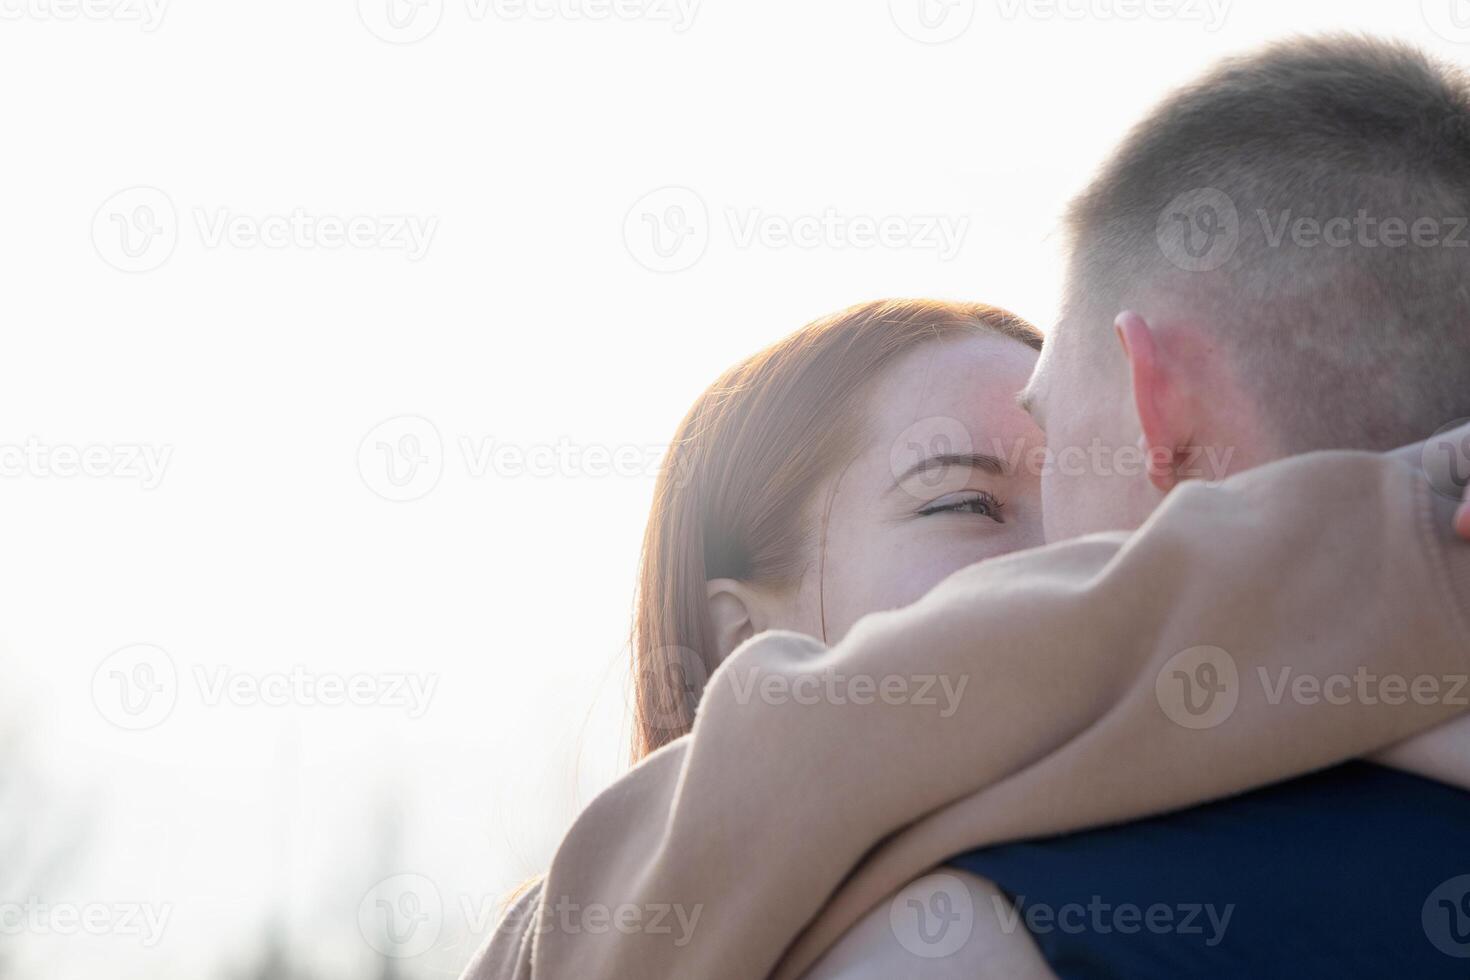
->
[1023, 34, 1470, 542]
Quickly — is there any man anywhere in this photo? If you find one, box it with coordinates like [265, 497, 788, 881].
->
[467, 35, 1470, 980]
[819, 34, 1470, 977]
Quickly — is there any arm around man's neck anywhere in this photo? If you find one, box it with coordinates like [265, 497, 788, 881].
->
[464, 427, 1470, 980]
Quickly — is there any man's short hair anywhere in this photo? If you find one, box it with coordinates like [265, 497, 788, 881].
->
[1067, 34, 1470, 451]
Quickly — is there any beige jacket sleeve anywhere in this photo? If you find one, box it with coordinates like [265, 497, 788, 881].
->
[462, 441, 1470, 980]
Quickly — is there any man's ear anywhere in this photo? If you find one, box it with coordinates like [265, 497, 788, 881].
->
[705, 579, 764, 662]
[1115, 310, 1187, 493]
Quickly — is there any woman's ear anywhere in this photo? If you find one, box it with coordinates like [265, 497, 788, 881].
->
[705, 578, 766, 662]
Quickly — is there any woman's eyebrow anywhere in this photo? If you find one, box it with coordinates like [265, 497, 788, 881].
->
[890, 452, 1006, 491]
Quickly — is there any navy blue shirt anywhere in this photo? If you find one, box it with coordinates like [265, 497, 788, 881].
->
[950, 763, 1470, 978]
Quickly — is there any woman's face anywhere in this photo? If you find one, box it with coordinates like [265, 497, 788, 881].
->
[778, 333, 1045, 642]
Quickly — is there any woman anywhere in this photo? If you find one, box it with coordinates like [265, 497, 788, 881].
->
[626, 297, 1054, 975]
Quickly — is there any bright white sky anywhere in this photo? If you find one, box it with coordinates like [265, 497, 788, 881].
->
[2, 1, 1465, 977]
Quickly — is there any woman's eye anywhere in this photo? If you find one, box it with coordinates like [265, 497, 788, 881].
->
[917, 491, 1005, 522]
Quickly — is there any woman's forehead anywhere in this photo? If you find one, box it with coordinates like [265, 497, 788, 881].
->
[864, 334, 1039, 438]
